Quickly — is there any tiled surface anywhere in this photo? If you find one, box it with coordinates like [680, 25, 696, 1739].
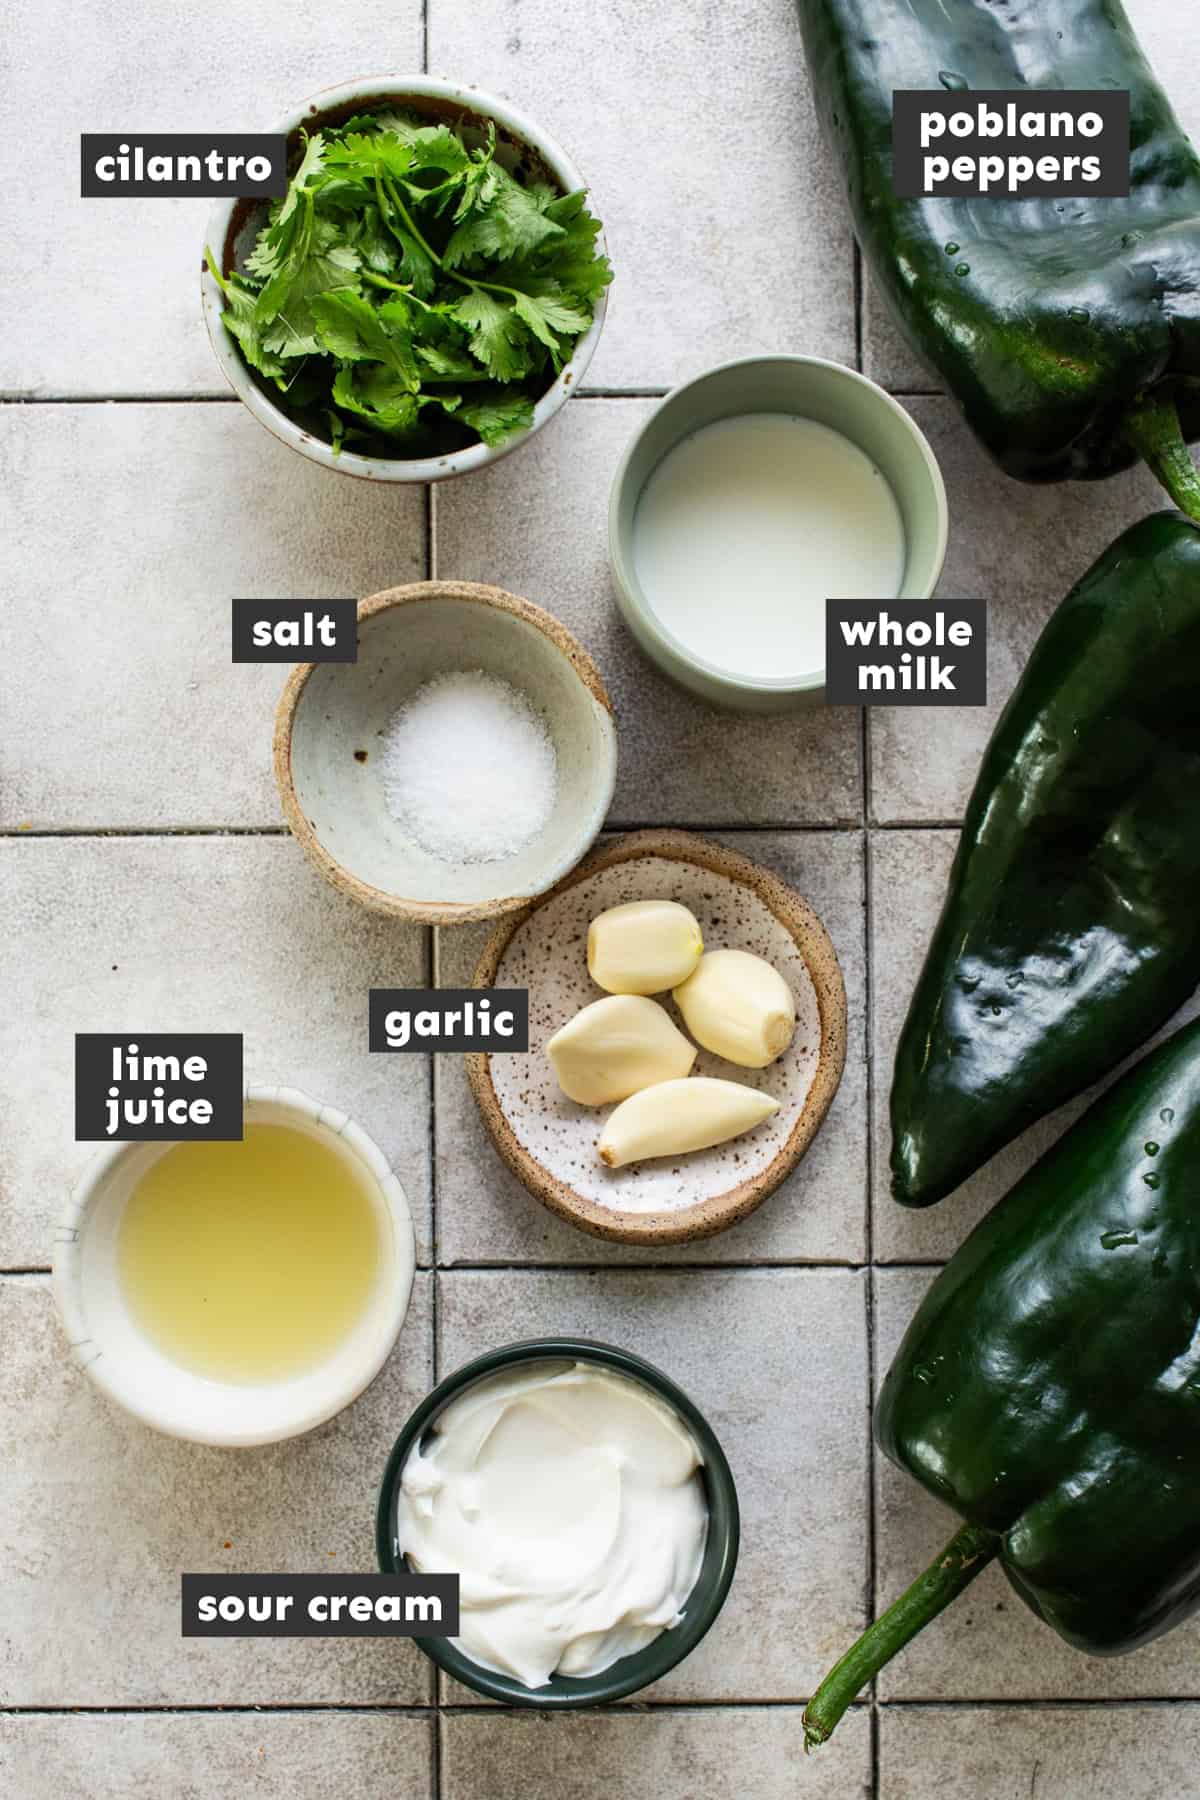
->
[869, 833, 1200, 1264]
[868, 399, 1166, 828]
[0, 404, 425, 829]
[0, 836, 432, 1267]
[0, 1275, 434, 1704]
[442, 1708, 872, 1798]
[433, 399, 863, 827]
[873, 1271, 1200, 1700]
[434, 831, 868, 1266]
[878, 1705, 1200, 1800]
[427, 0, 856, 392]
[3, 0, 425, 398]
[9, 0, 1200, 1795]
[0, 1713, 435, 1798]
[437, 1270, 869, 1701]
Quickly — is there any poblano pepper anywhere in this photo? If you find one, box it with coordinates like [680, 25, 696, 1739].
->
[891, 511, 1200, 1207]
[796, 0, 1200, 516]
[805, 1015, 1200, 1750]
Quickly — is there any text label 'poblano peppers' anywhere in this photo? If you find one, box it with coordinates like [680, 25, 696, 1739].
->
[891, 512, 1200, 1209]
[795, 0, 1200, 518]
[805, 1015, 1200, 1750]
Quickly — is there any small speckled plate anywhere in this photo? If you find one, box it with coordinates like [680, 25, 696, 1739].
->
[466, 830, 847, 1244]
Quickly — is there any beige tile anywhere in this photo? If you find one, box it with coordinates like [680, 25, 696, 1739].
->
[868, 399, 1166, 827]
[0, 1275, 434, 1705]
[443, 1707, 871, 1800]
[0, 404, 424, 828]
[428, 0, 855, 392]
[0, 1712, 433, 1800]
[0, 836, 431, 1267]
[868, 831, 1200, 1263]
[433, 400, 863, 827]
[870, 1271, 1200, 1701]
[434, 832, 868, 1265]
[861, 279, 939, 395]
[879, 1704, 1200, 1800]
[436, 1268, 869, 1700]
[4, 0, 423, 395]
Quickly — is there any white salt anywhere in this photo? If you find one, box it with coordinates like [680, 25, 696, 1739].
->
[380, 670, 558, 865]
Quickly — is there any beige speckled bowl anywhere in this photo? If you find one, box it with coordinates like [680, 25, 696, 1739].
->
[274, 582, 618, 925]
[467, 831, 847, 1244]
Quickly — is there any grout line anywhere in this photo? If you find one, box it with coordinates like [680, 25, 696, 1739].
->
[420, 0, 436, 1756]
[0, 1260, 957, 1280]
[0, 821, 964, 842]
[432, 1261, 951, 1274]
[0, 394, 240, 406]
[853, 241, 864, 375]
[0, 827, 289, 840]
[606, 819, 864, 835]
[0, 388, 945, 408]
[3, 1697, 1198, 1718]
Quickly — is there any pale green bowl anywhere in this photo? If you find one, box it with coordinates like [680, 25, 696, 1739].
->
[608, 355, 949, 712]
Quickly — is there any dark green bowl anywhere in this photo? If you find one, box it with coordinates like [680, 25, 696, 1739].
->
[376, 1336, 740, 1707]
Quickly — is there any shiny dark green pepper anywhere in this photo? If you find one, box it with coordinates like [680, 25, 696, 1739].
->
[796, 0, 1200, 515]
[891, 511, 1200, 1207]
[805, 1015, 1200, 1750]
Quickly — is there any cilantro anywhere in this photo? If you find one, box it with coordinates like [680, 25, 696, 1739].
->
[213, 109, 611, 456]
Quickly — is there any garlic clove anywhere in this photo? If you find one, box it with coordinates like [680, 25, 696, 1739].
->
[673, 948, 796, 1069]
[587, 900, 703, 995]
[547, 995, 697, 1106]
[597, 1077, 780, 1167]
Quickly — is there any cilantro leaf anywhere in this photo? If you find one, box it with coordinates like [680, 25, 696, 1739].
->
[311, 291, 420, 390]
[415, 341, 487, 381]
[332, 364, 425, 437]
[451, 289, 539, 381]
[444, 163, 565, 267]
[219, 109, 609, 456]
[511, 290, 592, 366]
[245, 132, 327, 281]
[207, 256, 288, 381]
[259, 219, 361, 357]
[456, 390, 536, 446]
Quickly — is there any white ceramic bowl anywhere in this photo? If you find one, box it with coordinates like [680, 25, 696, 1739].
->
[52, 1086, 415, 1447]
[202, 76, 609, 482]
[274, 581, 619, 925]
[609, 356, 949, 711]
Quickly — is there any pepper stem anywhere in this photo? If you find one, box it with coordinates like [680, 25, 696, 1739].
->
[1125, 391, 1200, 522]
[802, 1522, 998, 1752]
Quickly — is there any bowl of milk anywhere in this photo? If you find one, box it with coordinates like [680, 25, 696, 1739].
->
[609, 356, 947, 710]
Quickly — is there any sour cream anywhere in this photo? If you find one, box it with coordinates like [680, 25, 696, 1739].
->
[395, 1361, 708, 1688]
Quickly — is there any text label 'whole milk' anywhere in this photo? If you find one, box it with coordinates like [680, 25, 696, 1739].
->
[825, 602, 987, 705]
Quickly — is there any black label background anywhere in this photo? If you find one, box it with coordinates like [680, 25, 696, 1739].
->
[231, 598, 358, 664]
[75, 1034, 244, 1141]
[892, 91, 1129, 197]
[369, 989, 530, 1053]
[81, 134, 287, 198]
[182, 1573, 460, 1637]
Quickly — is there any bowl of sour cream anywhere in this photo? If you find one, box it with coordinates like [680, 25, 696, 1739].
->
[609, 355, 948, 711]
[376, 1338, 739, 1704]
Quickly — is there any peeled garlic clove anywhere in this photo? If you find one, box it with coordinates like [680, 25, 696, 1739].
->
[597, 1077, 780, 1167]
[673, 948, 797, 1069]
[547, 995, 697, 1106]
[587, 900, 703, 995]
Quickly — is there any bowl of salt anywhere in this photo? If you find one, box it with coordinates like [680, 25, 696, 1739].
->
[274, 581, 618, 924]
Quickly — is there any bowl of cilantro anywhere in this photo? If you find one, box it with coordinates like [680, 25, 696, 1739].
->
[202, 77, 612, 480]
